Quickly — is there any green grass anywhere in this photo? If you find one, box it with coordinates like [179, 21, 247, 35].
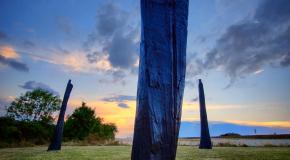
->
[0, 146, 289, 160]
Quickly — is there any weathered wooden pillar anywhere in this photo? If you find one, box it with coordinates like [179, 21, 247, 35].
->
[48, 80, 73, 151]
[198, 79, 212, 149]
[131, 0, 189, 159]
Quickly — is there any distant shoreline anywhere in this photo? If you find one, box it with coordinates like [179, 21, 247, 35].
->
[180, 134, 290, 139]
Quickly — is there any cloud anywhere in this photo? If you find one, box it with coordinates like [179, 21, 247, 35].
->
[191, 96, 199, 102]
[83, 2, 139, 70]
[118, 103, 129, 109]
[94, 3, 128, 38]
[22, 40, 35, 48]
[0, 31, 8, 39]
[96, 70, 128, 86]
[30, 51, 113, 73]
[55, 16, 72, 35]
[55, 45, 70, 54]
[3, 2, 138, 81]
[101, 94, 135, 109]
[86, 51, 100, 63]
[107, 31, 138, 69]
[22, 48, 129, 83]
[189, 0, 290, 87]
[185, 54, 204, 88]
[19, 81, 59, 96]
[112, 70, 126, 81]
[101, 95, 136, 102]
[0, 45, 19, 59]
[0, 45, 29, 72]
[0, 55, 29, 72]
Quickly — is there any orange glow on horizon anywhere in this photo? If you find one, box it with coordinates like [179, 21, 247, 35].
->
[225, 120, 290, 128]
[67, 99, 290, 138]
[68, 99, 136, 138]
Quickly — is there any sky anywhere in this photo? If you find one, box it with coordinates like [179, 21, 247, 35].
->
[0, 0, 290, 138]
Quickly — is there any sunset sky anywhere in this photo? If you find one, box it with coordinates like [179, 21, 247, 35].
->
[0, 0, 290, 138]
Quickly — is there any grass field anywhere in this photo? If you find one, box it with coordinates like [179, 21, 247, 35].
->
[0, 146, 290, 160]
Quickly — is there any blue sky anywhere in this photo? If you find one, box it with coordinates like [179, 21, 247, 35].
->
[0, 0, 289, 137]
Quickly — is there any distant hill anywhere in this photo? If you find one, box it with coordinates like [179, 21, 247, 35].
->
[219, 134, 290, 139]
[179, 121, 290, 138]
[180, 134, 290, 139]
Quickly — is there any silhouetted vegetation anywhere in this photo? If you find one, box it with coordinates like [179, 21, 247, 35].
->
[64, 102, 117, 142]
[218, 133, 290, 139]
[244, 134, 290, 139]
[0, 89, 117, 148]
[219, 133, 242, 138]
[0, 116, 54, 147]
[7, 88, 61, 123]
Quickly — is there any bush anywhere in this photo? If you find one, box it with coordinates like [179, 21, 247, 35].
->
[63, 102, 117, 141]
[219, 133, 241, 138]
[0, 117, 54, 148]
[215, 142, 238, 147]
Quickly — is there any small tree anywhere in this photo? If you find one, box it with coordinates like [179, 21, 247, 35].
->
[64, 102, 117, 140]
[101, 123, 117, 139]
[7, 88, 61, 123]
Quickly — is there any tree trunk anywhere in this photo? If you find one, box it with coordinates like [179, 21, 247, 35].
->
[48, 80, 73, 151]
[131, 0, 189, 159]
[198, 79, 212, 149]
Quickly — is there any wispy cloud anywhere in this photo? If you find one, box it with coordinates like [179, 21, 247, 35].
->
[5, 45, 130, 86]
[191, 96, 199, 102]
[22, 49, 113, 73]
[101, 94, 136, 109]
[101, 95, 136, 102]
[0, 45, 29, 72]
[118, 103, 129, 109]
[22, 40, 35, 49]
[0, 45, 19, 59]
[83, 2, 139, 71]
[19, 81, 59, 96]
[55, 16, 72, 35]
[0, 31, 8, 40]
[50, 52, 113, 72]
[188, 0, 290, 87]
[0, 55, 29, 72]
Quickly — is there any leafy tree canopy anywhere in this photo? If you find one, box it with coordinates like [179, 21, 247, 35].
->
[64, 102, 117, 140]
[6, 88, 61, 123]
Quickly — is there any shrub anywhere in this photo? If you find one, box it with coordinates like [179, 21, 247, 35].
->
[63, 102, 117, 141]
[0, 117, 54, 148]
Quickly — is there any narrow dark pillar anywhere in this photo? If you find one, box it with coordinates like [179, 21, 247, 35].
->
[48, 80, 73, 151]
[131, 0, 189, 159]
[198, 79, 212, 149]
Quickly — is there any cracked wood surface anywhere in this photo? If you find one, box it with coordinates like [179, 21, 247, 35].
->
[131, 1, 189, 159]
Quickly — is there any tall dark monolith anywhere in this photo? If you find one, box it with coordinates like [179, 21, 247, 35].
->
[48, 80, 73, 151]
[131, 1, 189, 159]
[198, 79, 212, 149]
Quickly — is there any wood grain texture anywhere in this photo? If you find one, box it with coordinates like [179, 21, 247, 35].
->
[198, 79, 212, 149]
[131, 0, 189, 159]
[48, 80, 73, 151]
